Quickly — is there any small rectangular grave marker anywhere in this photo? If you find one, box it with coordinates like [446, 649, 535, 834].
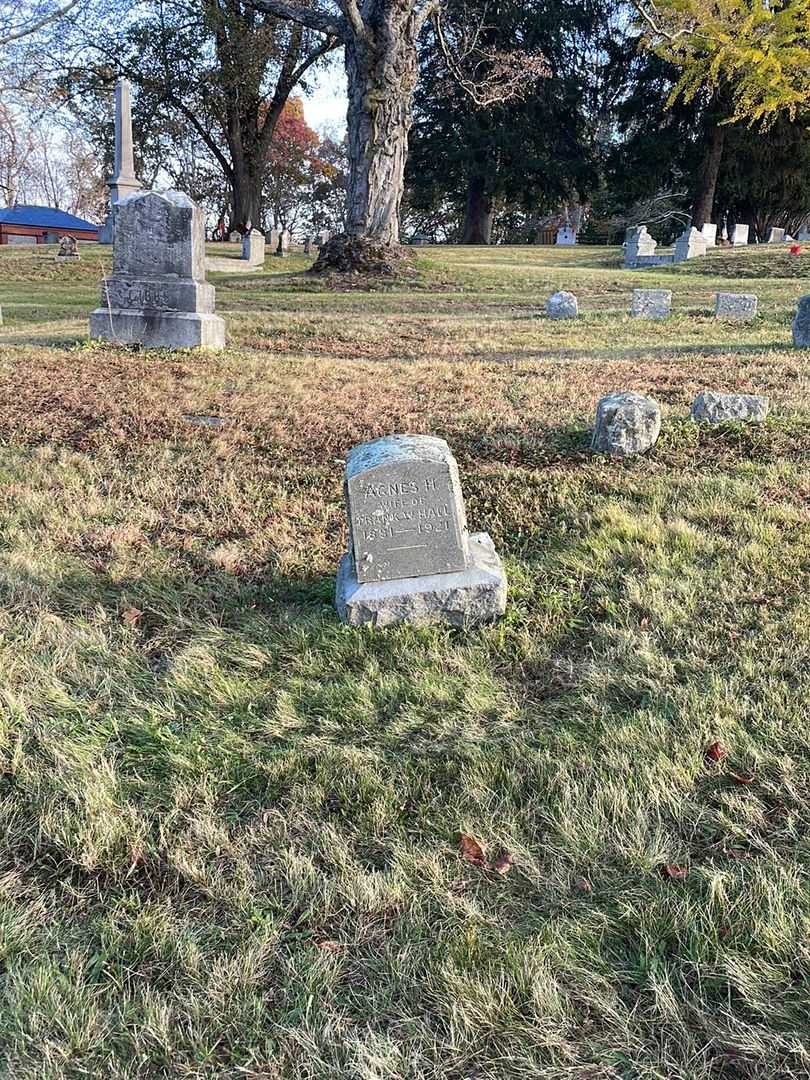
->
[630, 288, 671, 319]
[346, 435, 468, 583]
[715, 292, 758, 321]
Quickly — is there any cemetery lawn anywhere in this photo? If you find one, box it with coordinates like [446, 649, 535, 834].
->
[2, 241, 810, 1080]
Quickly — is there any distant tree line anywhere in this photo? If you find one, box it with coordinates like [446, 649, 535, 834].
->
[0, 0, 808, 247]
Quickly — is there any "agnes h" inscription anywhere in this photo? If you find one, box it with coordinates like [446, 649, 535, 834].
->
[346, 435, 469, 583]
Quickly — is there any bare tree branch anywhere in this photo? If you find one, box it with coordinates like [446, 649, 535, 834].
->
[431, 8, 548, 107]
[338, 0, 368, 43]
[247, 0, 346, 38]
[631, 0, 697, 43]
[0, 0, 83, 46]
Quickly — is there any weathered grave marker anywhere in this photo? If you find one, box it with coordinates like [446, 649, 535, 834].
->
[89, 190, 225, 350]
[98, 79, 142, 244]
[336, 435, 507, 627]
[546, 291, 578, 319]
[630, 288, 671, 319]
[793, 296, 810, 347]
[592, 392, 661, 457]
[623, 225, 658, 268]
[56, 235, 79, 260]
[673, 226, 707, 262]
[691, 391, 769, 423]
[701, 223, 717, 247]
[241, 229, 265, 266]
[715, 292, 758, 321]
[731, 224, 749, 246]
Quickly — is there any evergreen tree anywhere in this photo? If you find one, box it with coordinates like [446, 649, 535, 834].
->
[407, 0, 605, 243]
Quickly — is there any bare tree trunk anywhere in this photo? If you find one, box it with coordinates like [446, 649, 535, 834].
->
[461, 172, 493, 243]
[344, 4, 418, 245]
[691, 121, 725, 230]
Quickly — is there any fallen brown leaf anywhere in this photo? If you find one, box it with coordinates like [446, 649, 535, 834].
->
[704, 741, 726, 764]
[314, 939, 341, 952]
[659, 863, 688, 881]
[121, 605, 143, 626]
[729, 769, 755, 785]
[459, 834, 487, 867]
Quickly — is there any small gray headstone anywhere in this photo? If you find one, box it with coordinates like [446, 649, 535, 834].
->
[731, 224, 750, 246]
[546, 290, 578, 319]
[336, 434, 506, 627]
[592, 392, 661, 458]
[345, 435, 468, 583]
[797, 230, 810, 242]
[56, 235, 80, 259]
[556, 226, 576, 246]
[715, 292, 758, 321]
[229, 231, 241, 243]
[691, 391, 769, 423]
[630, 288, 671, 319]
[89, 190, 225, 350]
[767, 227, 786, 244]
[793, 295, 810, 347]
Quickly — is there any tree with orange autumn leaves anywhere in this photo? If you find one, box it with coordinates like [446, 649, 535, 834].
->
[262, 96, 342, 231]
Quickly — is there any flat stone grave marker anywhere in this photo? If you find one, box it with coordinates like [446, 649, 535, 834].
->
[691, 391, 769, 423]
[630, 288, 671, 319]
[336, 434, 507, 627]
[715, 292, 758, 321]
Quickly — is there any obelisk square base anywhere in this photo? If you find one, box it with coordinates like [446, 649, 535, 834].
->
[336, 532, 507, 628]
[89, 308, 225, 350]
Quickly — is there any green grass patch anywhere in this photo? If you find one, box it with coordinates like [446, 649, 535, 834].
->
[0, 243, 809, 1078]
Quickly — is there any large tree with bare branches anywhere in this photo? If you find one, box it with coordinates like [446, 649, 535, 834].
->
[249, 0, 544, 248]
[58, 0, 335, 233]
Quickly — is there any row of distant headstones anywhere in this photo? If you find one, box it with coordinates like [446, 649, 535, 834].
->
[545, 288, 810, 340]
[338, 394, 771, 631]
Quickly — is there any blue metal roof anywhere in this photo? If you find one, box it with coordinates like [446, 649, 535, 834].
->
[0, 205, 99, 231]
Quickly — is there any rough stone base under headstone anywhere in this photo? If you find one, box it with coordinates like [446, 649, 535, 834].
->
[336, 531, 507, 628]
[89, 309, 225, 349]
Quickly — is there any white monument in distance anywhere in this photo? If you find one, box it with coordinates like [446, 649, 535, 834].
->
[98, 79, 143, 244]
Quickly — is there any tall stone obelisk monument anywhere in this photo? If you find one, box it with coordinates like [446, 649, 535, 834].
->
[98, 79, 142, 243]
